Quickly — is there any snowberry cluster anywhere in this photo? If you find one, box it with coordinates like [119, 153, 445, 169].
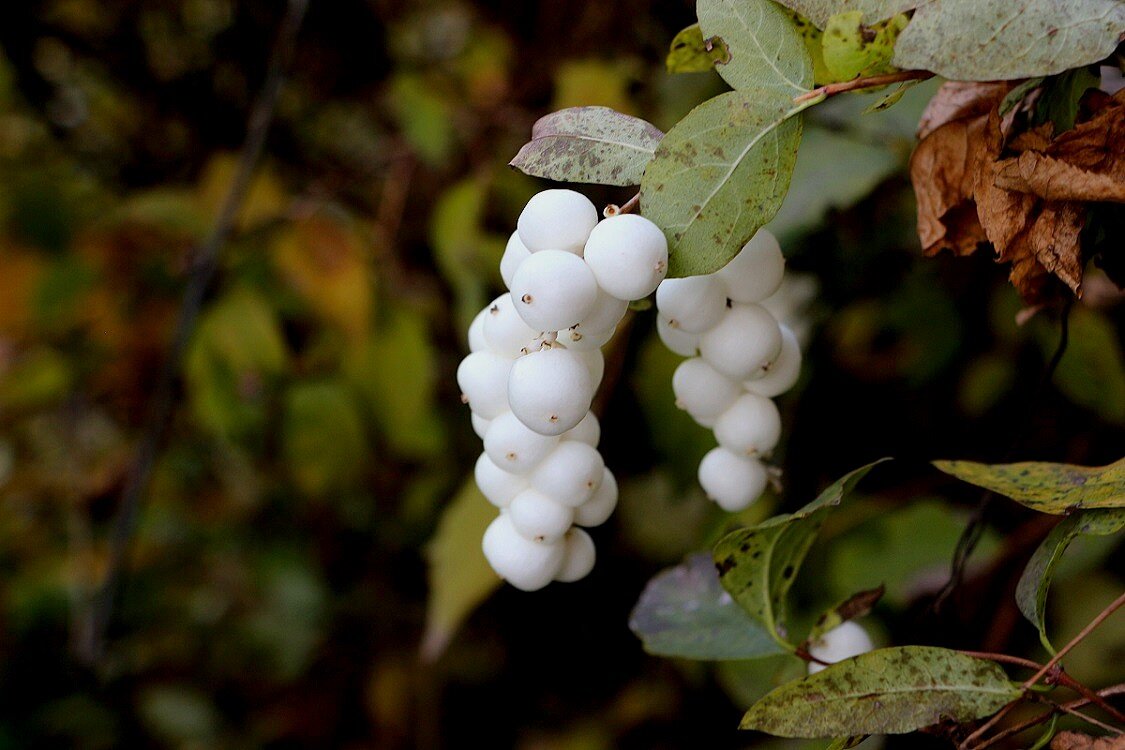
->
[655, 229, 801, 512]
[458, 189, 669, 591]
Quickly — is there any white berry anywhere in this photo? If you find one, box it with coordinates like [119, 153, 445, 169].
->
[698, 447, 768, 511]
[583, 214, 668, 301]
[699, 303, 782, 381]
[471, 413, 491, 439]
[509, 488, 576, 543]
[577, 288, 628, 333]
[483, 411, 560, 474]
[474, 451, 527, 508]
[713, 393, 782, 457]
[530, 440, 605, 507]
[556, 528, 596, 583]
[483, 294, 540, 357]
[575, 348, 605, 385]
[717, 229, 785, 303]
[482, 513, 564, 591]
[656, 275, 727, 333]
[557, 324, 615, 351]
[468, 306, 488, 352]
[657, 317, 700, 357]
[745, 324, 801, 398]
[517, 189, 599, 254]
[672, 357, 742, 422]
[510, 250, 598, 332]
[808, 622, 875, 674]
[500, 231, 531, 289]
[563, 411, 600, 447]
[574, 467, 617, 527]
[508, 347, 594, 436]
[456, 351, 513, 419]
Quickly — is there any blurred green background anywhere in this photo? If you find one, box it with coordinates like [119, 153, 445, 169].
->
[0, 1, 1122, 748]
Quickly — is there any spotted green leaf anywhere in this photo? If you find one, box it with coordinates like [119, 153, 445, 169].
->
[666, 24, 731, 74]
[628, 553, 785, 660]
[804, 586, 885, 646]
[1016, 508, 1125, 654]
[933, 457, 1125, 514]
[774, 0, 922, 27]
[821, 11, 907, 82]
[640, 88, 805, 277]
[713, 459, 889, 648]
[741, 646, 1021, 736]
[697, 0, 814, 97]
[894, 0, 1125, 81]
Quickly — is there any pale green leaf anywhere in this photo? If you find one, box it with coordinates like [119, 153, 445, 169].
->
[421, 479, 502, 661]
[697, 0, 814, 96]
[825, 738, 869, 750]
[629, 553, 785, 660]
[862, 78, 924, 113]
[509, 107, 664, 186]
[741, 646, 1021, 736]
[821, 11, 907, 82]
[640, 88, 804, 277]
[282, 380, 367, 496]
[933, 457, 1125, 514]
[1043, 301, 1125, 426]
[774, 0, 923, 27]
[1016, 508, 1125, 653]
[893, 0, 1125, 81]
[714, 460, 889, 647]
[666, 24, 731, 74]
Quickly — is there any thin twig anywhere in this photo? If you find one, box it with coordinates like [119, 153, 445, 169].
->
[971, 684, 1125, 750]
[792, 70, 934, 104]
[1041, 696, 1123, 736]
[604, 192, 640, 217]
[76, 0, 309, 666]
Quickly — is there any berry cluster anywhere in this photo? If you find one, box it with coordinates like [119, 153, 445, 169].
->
[458, 189, 669, 591]
[655, 229, 801, 512]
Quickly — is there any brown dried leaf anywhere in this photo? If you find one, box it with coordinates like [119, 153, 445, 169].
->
[994, 153, 1125, 203]
[1052, 731, 1125, 750]
[917, 81, 1012, 140]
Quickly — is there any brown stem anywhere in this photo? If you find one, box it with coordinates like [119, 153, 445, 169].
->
[793, 70, 934, 104]
[971, 684, 1125, 750]
[1033, 695, 1123, 736]
[605, 192, 640, 217]
[1024, 590, 1125, 690]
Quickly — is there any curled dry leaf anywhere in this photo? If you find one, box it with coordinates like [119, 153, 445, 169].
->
[1052, 731, 1125, 750]
[910, 83, 1125, 303]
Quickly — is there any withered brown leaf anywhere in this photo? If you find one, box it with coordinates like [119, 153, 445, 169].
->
[1052, 731, 1125, 750]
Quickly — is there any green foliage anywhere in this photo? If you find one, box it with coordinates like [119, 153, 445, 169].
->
[696, 0, 814, 97]
[666, 24, 730, 74]
[509, 107, 664, 186]
[281, 380, 367, 497]
[1016, 509, 1125, 653]
[1034, 67, 1102, 132]
[714, 460, 888, 648]
[804, 586, 884, 646]
[741, 647, 1021, 736]
[893, 0, 1125, 80]
[774, 0, 922, 27]
[820, 11, 907, 82]
[934, 456, 1125, 514]
[1044, 306, 1125, 425]
[628, 553, 785, 660]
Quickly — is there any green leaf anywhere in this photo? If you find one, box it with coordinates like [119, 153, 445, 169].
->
[509, 106, 664, 187]
[825, 738, 869, 750]
[640, 89, 805, 277]
[282, 380, 368, 497]
[933, 457, 1125, 514]
[773, 0, 922, 27]
[666, 24, 731, 74]
[805, 586, 884, 646]
[629, 553, 786, 660]
[862, 78, 924, 113]
[387, 73, 456, 165]
[1034, 67, 1101, 132]
[741, 646, 1021, 736]
[1016, 508, 1125, 653]
[893, 0, 1125, 81]
[714, 459, 889, 648]
[821, 11, 907, 82]
[697, 0, 814, 96]
[998, 77, 1045, 117]
[421, 479, 502, 661]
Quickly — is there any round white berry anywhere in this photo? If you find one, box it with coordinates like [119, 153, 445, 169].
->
[500, 231, 532, 289]
[517, 189, 599, 254]
[510, 250, 598, 332]
[530, 440, 605, 507]
[468, 306, 488, 352]
[563, 411, 600, 447]
[698, 447, 768, 512]
[656, 275, 727, 333]
[509, 488, 575, 543]
[657, 317, 700, 357]
[456, 351, 513, 419]
[574, 467, 617, 527]
[745, 324, 801, 398]
[556, 528, 596, 583]
[507, 347, 594, 436]
[672, 358, 742, 422]
[717, 229, 785, 303]
[577, 288, 628, 333]
[808, 622, 875, 674]
[474, 452, 528, 508]
[557, 324, 615, 351]
[583, 214, 668, 300]
[575, 348, 604, 385]
[483, 411, 560, 474]
[482, 513, 564, 591]
[713, 393, 782, 457]
[699, 303, 782, 380]
[471, 413, 491, 439]
[482, 294, 540, 357]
